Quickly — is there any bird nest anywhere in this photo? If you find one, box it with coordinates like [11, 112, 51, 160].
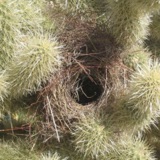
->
[30, 10, 129, 143]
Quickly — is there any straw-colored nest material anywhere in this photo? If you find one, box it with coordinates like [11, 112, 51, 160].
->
[45, 2, 115, 53]
[33, 48, 129, 143]
[57, 16, 97, 53]
[57, 17, 123, 56]
[32, 2, 130, 142]
[34, 61, 106, 142]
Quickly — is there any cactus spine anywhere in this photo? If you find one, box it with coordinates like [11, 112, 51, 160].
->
[7, 34, 62, 98]
[0, 72, 8, 101]
[112, 60, 160, 133]
[72, 115, 117, 159]
[107, 135, 155, 160]
[10, 0, 45, 34]
[0, 0, 17, 69]
[108, 0, 158, 48]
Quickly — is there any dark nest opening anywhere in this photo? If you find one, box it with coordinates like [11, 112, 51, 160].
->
[71, 74, 104, 105]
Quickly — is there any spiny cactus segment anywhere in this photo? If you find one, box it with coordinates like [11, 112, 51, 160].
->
[7, 34, 62, 98]
[0, 0, 17, 69]
[108, 0, 160, 49]
[108, 135, 156, 160]
[72, 115, 117, 159]
[112, 60, 160, 134]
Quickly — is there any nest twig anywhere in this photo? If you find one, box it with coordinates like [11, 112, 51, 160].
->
[30, 5, 131, 143]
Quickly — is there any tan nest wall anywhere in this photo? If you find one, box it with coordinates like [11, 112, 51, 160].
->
[34, 39, 128, 143]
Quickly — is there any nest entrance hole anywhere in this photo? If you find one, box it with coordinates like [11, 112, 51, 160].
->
[72, 75, 104, 105]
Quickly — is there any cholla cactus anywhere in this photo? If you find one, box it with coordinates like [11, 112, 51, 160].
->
[0, 0, 17, 69]
[134, 0, 160, 11]
[108, 0, 160, 48]
[149, 12, 160, 41]
[147, 12, 160, 56]
[10, 0, 45, 34]
[0, 140, 40, 160]
[113, 60, 160, 133]
[72, 115, 117, 159]
[128, 60, 160, 131]
[121, 46, 150, 69]
[108, 135, 156, 160]
[128, 60, 160, 116]
[41, 152, 68, 160]
[7, 33, 62, 98]
[0, 72, 8, 101]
